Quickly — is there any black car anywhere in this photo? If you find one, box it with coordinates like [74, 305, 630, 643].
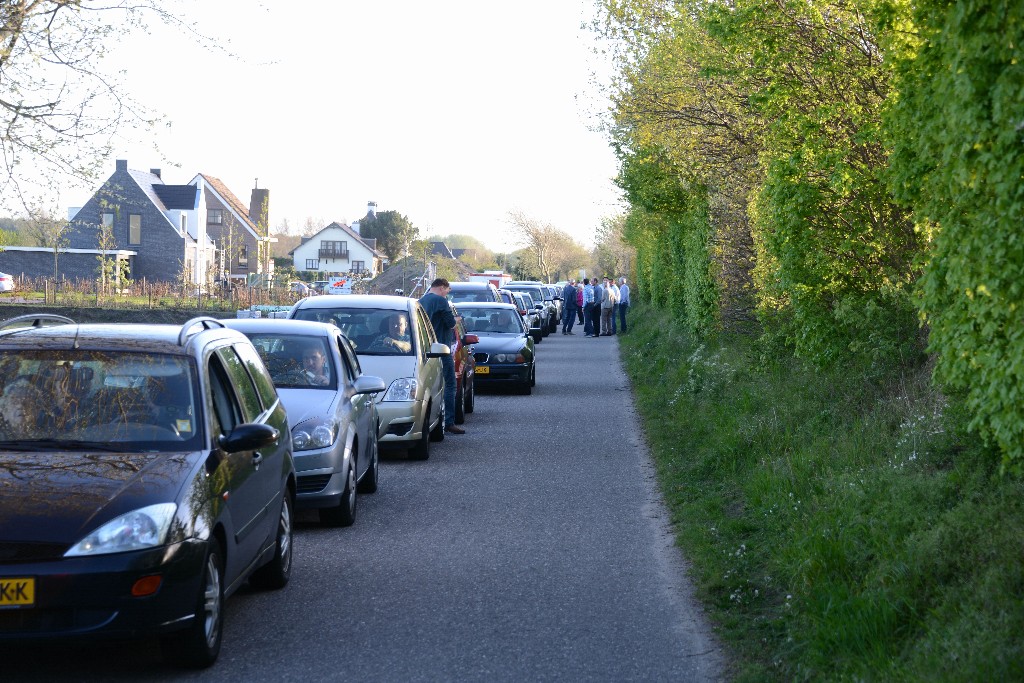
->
[0, 314, 295, 668]
[448, 281, 502, 303]
[456, 303, 536, 395]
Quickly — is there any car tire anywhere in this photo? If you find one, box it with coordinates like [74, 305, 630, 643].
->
[163, 539, 224, 669]
[320, 457, 357, 527]
[429, 400, 445, 442]
[249, 492, 293, 589]
[465, 375, 475, 414]
[408, 404, 431, 460]
[357, 436, 379, 494]
[454, 376, 466, 425]
[518, 379, 533, 395]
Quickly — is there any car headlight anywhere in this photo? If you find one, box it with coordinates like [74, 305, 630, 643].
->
[65, 503, 177, 557]
[293, 419, 337, 451]
[493, 353, 526, 363]
[382, 377, 417, 402]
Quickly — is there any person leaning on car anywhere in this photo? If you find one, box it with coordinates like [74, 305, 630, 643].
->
[419, 277, 465, 435]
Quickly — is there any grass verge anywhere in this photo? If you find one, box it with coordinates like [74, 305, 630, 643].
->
[619, 303, 1024, 681]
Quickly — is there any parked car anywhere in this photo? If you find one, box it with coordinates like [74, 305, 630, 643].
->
[505, 282, 557, 335]
[311, 280, 331, 294]
[448, 281, 502, 304]
[450, 308, 479, 425]
[222, 318, 385, 527]
[0, 272, 13, 293]
[516, 291, 545, 343]
[290, 281, 314, 297]
[0, 314, 295, 668]
[458, 303, 536, 394]
[289, 295, 449, 460]
[546, 284, 564, 325]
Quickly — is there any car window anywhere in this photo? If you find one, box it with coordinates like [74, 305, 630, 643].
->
[241, 332, 337, 388]
[0, 349, 200, 448]
[216, 346, 263, 423]
[415, 307, 434, 358]
[208, 353, 244, 435]
[233, 341, 279, 408]
[339, 336, 363, 376]
[334, 334, 357, 383]
[292, 307, 411, 356]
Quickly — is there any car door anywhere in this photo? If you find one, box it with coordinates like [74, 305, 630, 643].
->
[413, 305, 444, 428]
[210, 345, 279, 569]
[329, 331, 365, 478]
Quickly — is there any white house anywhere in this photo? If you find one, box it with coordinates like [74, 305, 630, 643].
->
[290, 221, 385, 278]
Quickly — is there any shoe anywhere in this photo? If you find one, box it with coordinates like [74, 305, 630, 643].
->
[567, 331, 575, 335]
[445, 425, 465, 434]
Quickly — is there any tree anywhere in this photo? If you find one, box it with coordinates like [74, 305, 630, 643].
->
[23, 203, 70, 280]
[0, 1, 194, 213]
[359, 210, 418, 263]
[507, 210, 585, 283]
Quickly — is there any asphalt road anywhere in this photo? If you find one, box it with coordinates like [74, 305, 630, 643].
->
[4, 329, 725, 682]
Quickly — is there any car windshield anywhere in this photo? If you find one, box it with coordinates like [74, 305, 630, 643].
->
[449, 289, 495, 303]
[293, 307, 414, 356]
[508, 286, 546, 303]
[242, 333, 337, 389]
[0, 350, 200, 450]
[462, 309, 524, 334]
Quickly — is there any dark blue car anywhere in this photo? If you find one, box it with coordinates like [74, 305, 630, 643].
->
[456, 303, 536, 395]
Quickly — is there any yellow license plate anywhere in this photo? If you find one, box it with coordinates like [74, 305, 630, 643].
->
[475, 366, 490, 375]
[0, 577, 34, 607]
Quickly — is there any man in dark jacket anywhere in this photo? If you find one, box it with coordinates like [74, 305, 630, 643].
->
[561, 280, 578, 335]
[419, 278, 464, 434]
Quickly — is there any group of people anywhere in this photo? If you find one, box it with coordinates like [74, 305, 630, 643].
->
[560, 277, 631, 338]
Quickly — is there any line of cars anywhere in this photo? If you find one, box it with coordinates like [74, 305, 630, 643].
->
[0, 283, 559, 667]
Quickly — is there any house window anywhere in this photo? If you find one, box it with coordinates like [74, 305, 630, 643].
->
[208, 209, 223, 225]
[101, 212, 114, 229]
[352, 260, 365, 274]
[128, 214, 141, 245]
[239, 245, 248, 267]
[180, 215, 187, 236]
[305, 259, 319, 270]
[319, 240, 348, 259]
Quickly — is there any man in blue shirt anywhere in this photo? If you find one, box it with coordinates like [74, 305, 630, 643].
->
[419, 278, 464, 434]
[618, 277, 631, 333]
[582, 278, 595, 337]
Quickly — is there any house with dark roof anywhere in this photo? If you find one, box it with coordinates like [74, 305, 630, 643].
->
[289, 221, 386, 278]
[52, 160, 272, 286]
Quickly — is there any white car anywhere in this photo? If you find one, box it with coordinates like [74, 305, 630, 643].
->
[0, 272, 14, 292]
[289, 295, 450, 460]
[222, 318, 385, 526]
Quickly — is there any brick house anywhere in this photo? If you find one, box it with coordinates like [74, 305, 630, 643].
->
[50, 159, 271, 286]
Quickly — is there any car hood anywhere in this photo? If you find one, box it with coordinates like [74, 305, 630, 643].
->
[277, 387, 340, 425]
[0, 450, 199, 544]
[471, 334, 530, 354]
[357, 355, 420, 402]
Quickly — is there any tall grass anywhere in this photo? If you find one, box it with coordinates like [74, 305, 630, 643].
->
[620, 303, 1024, 681]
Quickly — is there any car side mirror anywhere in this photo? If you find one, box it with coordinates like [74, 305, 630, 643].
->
[354, 374, 387, 395]
[463, 333, 479, 345]
[219, 423, 279, 452]
[427, 342, 451, 357]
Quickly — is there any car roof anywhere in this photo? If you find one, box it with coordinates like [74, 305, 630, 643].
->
[0, 314, 246, 355]
[222, 318, 341, 338]
[453, 302, 520, 311]
[449, 282, 495, 288]
[291, 294, 413, 313]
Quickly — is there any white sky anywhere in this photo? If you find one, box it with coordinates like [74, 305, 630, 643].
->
[81, 0, 624, 252]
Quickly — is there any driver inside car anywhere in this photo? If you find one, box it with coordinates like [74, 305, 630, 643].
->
[300, 344, 331, 386]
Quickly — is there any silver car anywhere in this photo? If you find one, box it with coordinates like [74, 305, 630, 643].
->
[289, 295, 450, 461]
[223, 318, 385, 527]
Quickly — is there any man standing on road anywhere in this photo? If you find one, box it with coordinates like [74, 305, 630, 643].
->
[618, 277, 631, 333]
[561, 280, 578, 335]
[608, 277, 621, 335]
[419, 278, 464, 435]
[591, 278, 605, 338]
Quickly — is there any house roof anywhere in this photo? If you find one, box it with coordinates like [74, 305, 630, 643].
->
[430, 241, 455, 259]
[124, 168, 208, 242]
[195, 174, 261, 238]
[288, 221, 386, 258]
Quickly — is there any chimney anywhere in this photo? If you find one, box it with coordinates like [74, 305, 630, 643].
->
[150, 168, 161, 179]
[116, 159, 128, 172]
[367, 201, 377, 217]
[351, 220, 360, 234]
[249, 187, 270, 229]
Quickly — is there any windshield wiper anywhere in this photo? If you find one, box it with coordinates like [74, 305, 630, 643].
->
[0, 439, 135, 452]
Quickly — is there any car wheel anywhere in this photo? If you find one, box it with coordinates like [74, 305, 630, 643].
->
[429, 400, 445, 442]
[163, 539, 224, 669]
[408, 403, 431, 460]
[533, 332, 543, 343]
[320, 457, 357, 527]
[518, 379, 533, 395]
[454, 375, 466, 425]
[249, 492, 293, 589]
[465, 375, 475, 414]
[357, 436, 379, 494]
